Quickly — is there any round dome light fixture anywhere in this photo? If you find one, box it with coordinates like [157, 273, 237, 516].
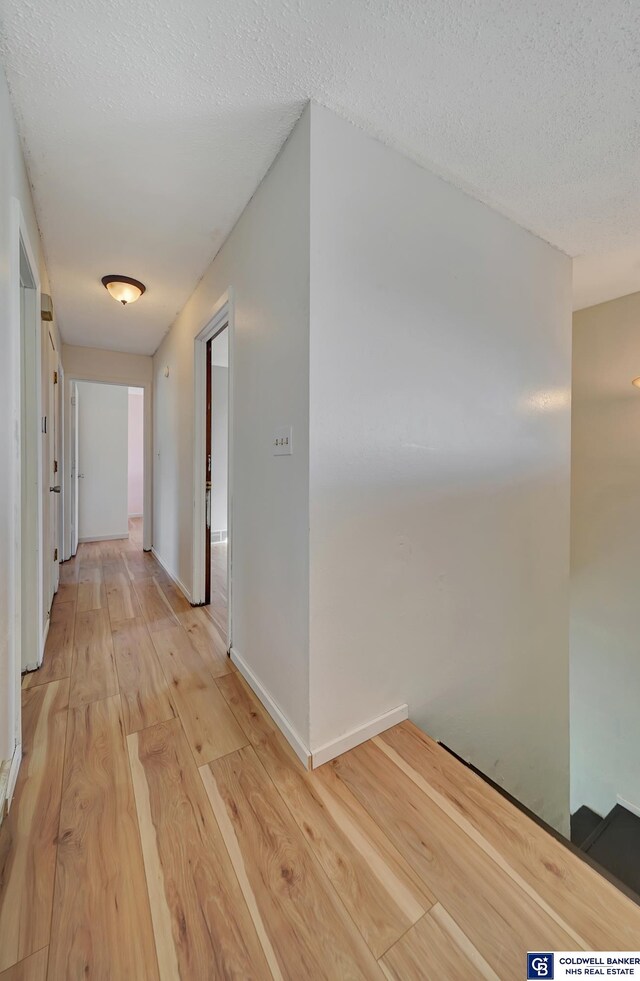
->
[101, 275, 146, 305]
[632, 377, 640, 388]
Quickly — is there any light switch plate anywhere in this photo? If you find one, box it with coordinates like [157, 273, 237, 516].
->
[273, 426, 293, 455]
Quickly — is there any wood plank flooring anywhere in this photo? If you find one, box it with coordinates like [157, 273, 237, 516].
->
[2, 520, 640, 978]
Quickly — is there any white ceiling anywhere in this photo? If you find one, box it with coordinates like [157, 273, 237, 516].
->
[2, 0, 640, 354]
[573, 247, 640, 312]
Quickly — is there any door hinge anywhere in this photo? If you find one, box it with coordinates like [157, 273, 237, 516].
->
[53, 370, 58, 384]
[54, 547, 58, 561]
[54, 459, 58, 474]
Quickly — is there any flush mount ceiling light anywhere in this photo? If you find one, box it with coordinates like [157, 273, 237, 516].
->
[633, 377, 640, 388]
[101, 275, 146, 305]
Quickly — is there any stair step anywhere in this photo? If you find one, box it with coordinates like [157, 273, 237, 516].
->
[571, 805, 603, 848]
[583, 804, 640, 896]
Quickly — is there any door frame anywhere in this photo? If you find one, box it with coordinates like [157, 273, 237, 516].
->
[45, 331, 61, 606]
[5, 198, 43, 798]
[62, 367, 152, 552]
[66, 379, 144, 546]
[192, 290, 234, 646]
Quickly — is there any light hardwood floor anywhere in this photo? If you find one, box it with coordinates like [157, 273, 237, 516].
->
[2, 524, 640, 979]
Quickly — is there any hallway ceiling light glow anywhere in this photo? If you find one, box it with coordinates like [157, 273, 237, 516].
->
[632, 377, 640, 388]
[101, 275, 146, 305]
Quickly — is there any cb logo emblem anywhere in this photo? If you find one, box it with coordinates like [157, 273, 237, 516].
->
[527, 953, 554, 979]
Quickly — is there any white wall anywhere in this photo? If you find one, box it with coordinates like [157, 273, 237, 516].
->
[308, 105, 573, 831]
[571, 293, 640, 817]
[77, 382, 129, 541]
[152, 103, 573, 826]
[128, 388, 144, 516]
[0, 61, 52, 770]
[211, 366, 228, 535]
[153, 108, 310, 741]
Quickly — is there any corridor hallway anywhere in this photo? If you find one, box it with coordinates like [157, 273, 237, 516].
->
[1, 530, 640, 978]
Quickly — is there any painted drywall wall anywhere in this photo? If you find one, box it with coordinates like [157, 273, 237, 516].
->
[308, 105, 572, 831]
[571, 293, 640, 817]
[0, 61, 53, 769]
[128, 388, 144, 516]
[63, 344, 153, 551]
[153, 108, 310, 741]
[211, 366, 229, 536]
[77, 382, 129, 541]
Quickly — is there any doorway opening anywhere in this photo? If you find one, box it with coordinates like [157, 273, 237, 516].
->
[3, 205, 43, 811]
[192, 295, 232, 648]
[205, 326, 229, 640]
[68, 381, 144, 548]
[18, 239, 43, 675]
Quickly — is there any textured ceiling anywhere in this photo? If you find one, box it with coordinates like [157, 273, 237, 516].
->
[573, 247, 640, 311]
[1, 0, 639, 353]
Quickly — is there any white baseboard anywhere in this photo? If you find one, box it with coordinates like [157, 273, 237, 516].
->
[78, 533, 128, 543]
[23, 613, 49, 673]
[151, 547, 192, 603]
[7, 744, 21, 807]
[0, 743, 22, 825]
[310, 703, 409, 769]
[617, 794, 640, 819]
[230, 647, 311, 769]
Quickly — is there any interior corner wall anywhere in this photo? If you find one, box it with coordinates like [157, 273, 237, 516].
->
[153, 106, 311, 745]
[307, 104, 572, 831]
[571, 293, 640, 817]
[0, 61, 51, 766]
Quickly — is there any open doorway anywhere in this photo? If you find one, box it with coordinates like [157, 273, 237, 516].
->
[205, 326, 229, 639]
[69, 381, 144, 547]
[3, 204, 44, 811]
[19, 241, 42, 676]
[569, 295, 640, 893]
[128, 387, 144, 546]
[192, 296, 232, 646]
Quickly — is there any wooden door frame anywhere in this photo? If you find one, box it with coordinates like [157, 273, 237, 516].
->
[192, 290, 234, 647]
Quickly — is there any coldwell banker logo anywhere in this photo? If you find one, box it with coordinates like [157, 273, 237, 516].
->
[528, 953, 555, 979]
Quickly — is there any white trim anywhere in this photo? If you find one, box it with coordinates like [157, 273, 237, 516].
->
[5, 197, 43, 774]
[310, 704, 409, 769]
[230, 647, 311, 769]
[63, 372, 152, 552]
[151, 547, 192, 603]
[29, 616, 51, 674]
[0, 743, 22, 826]
[6, 742, 22, 808]
[192, 290, 235, 651]
[23, 615, 50, 675]
[616, 794, 640, 819]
